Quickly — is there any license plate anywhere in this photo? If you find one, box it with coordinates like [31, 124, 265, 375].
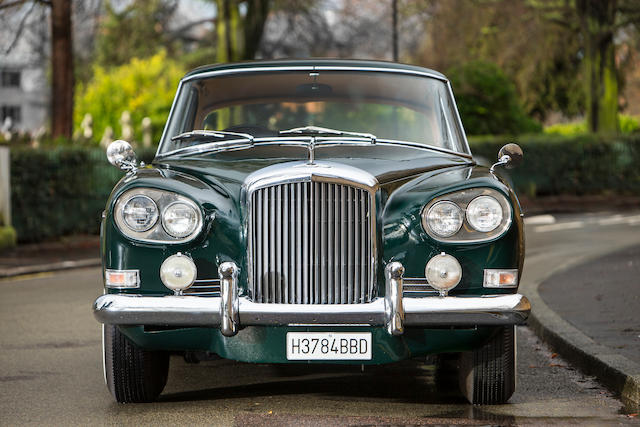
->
[286, 332, 372, 360]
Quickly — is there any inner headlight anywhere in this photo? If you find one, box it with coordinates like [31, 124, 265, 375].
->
[424, 201, 463, 237]
[162, 202, 199, 238]
[122, 195, 158, 232]
[466, 195, 503, 232]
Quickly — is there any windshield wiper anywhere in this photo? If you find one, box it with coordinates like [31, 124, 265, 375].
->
[279, 126, 377, 143]
[171, 129, 254, 142]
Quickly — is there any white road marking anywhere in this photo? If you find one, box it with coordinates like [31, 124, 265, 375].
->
[532, 213, 640, 233]
[524, 214, 556, 225]
[597, 214, 640, 226]
[534, 221, 585, 233]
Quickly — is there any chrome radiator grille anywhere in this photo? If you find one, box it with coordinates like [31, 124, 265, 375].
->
[248, 181, 374, 304]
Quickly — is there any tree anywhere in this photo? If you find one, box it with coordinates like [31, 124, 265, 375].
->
[95, 0, 179, 68]
[533, 0, 640, 133]
[0, 0, 75, 138]
[447, 61, 541, 135]
[51, 0, 73, 138]
[214, 0, 270, 62]
[74, 51, 185, 145]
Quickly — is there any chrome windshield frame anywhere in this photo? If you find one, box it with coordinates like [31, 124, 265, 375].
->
[155, 65, 472, 159]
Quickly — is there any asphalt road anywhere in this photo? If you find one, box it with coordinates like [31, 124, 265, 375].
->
[1, 211, 639, 426]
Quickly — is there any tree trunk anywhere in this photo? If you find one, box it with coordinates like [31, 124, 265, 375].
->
[577, 0, 619, 133]
[243, 0, 270, 60]
[50, 0, 74, 139]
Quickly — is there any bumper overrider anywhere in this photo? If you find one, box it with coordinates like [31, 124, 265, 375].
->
[93, 262, 531, 337]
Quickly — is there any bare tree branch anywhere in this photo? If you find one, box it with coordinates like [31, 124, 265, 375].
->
[3, 0, 37, 54]
[0, 0, 27, 10]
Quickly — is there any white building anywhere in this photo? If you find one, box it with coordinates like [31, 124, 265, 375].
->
[0, 3, 50, 134]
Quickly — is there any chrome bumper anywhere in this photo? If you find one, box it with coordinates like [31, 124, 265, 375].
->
[93, 262, 530, 337]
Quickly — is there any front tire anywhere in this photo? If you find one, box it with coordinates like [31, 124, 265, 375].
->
[458, 326, 516, 405]
[103, 325, 170, 403]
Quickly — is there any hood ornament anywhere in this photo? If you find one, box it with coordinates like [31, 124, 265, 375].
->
[307, 137, 316, 165]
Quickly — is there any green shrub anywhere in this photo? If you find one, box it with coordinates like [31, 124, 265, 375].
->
[545, 115, 640, 136]
[447, 61, 542, 136]
[74, 50, 185, 145]
[543, 121, 587, 136]
[470, 134, 640, 197]
[0, 226, 16, 252]
[11, 146, 156, 243]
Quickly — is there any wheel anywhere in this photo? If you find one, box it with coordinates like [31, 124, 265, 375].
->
[103, 325, 170, 403]
[458, 326, 516, 405]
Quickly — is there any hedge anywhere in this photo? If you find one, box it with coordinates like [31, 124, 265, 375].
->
[469, 134, 640, 197]
[0, 226, 16, 252]
[7, 134, 640, 243]
[10, 147, 156, 243]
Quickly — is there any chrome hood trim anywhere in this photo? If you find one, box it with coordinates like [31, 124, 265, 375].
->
[243, 160, 379, 193]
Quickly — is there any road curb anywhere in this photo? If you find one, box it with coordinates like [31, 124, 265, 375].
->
[523, 252, 640, 410]
[0, 258, 101, 279]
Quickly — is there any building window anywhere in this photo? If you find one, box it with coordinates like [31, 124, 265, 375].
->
[1, 70, 20, 88]
[1, 106, 21, 125]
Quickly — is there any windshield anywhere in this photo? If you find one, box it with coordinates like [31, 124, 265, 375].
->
[159, 70, 468, 155]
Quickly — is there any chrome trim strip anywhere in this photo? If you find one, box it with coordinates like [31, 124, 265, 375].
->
[446, 80, 472, 155]
[384, 262, 405, 336]
[219, 262, 239, 336]
[93, 293, 531, 330]
[180, 65, 447, 84]
[156, 80, 183, 158]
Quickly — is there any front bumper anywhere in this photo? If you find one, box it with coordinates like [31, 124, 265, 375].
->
[93, 262, 530, 337]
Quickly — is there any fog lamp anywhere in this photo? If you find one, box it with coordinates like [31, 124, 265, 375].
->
[425, 252, 462, 296]
[160, 253, 197, 294]
[483, 269, 518, 288]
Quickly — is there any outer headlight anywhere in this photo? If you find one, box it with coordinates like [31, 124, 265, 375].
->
[424, 201, 463, 237]
[162, 202, 199, 238]
[466, 195, 503, 232]
[114, 188, 204, 243]
[121, 195, 158, 232]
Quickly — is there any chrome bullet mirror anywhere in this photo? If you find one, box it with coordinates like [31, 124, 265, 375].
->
[491, 143, 523, 173]
[107, 140, 137, 172]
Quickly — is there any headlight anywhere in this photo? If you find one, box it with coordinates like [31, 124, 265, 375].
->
[421, 188, 513, 242]
[121, 195, 158, 232]
[424, 201, 463, 237]
[162, 202, 199, 238]
[466, 195, 503, 232]
[114, 188, 204, 243]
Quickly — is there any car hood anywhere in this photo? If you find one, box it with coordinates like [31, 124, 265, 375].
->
[153, 143, 473, 194]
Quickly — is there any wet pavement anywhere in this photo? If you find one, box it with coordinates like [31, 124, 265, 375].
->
[539, 244, 640, 366]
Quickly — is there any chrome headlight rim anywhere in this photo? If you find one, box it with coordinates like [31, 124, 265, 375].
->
[424, 200, 464, 238]
[113, 188, 204, 244]
[421, 187, 513, 243]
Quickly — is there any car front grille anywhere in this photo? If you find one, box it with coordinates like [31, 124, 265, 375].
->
[248, 180, 374, 304]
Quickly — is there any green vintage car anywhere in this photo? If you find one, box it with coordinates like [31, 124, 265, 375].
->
[93, 59, 530, 405]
